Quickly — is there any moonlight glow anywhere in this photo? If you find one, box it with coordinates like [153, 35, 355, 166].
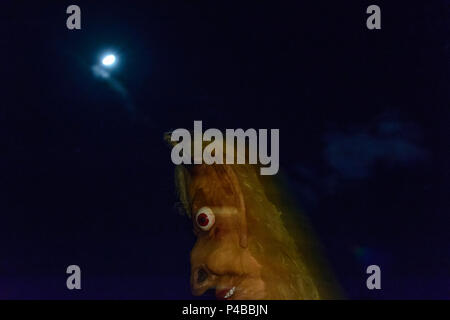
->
[102, 54, 116, 66]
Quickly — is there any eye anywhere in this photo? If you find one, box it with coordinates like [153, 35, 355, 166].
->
[195, 207, 215, 231]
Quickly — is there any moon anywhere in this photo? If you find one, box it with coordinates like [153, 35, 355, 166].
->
[102, 54, 116, 67]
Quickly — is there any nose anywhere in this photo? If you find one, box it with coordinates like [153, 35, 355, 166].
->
[191, 266, 215, 296]
[196, 268, 208, 284]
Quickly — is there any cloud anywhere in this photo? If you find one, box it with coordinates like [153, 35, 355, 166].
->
[323, 115, 428, 180]
[289, 113, 430, 208]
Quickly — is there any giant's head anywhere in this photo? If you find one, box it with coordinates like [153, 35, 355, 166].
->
[167, 133, 335, 300]
[174, 161, 329, 299]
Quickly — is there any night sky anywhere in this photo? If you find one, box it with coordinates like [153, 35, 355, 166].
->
[1, 1, 449, 299]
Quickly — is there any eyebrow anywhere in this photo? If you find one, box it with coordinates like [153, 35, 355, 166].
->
[191, 188, 206, 211]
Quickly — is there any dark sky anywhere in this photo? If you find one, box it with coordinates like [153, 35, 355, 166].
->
[1, 1, 449, 299]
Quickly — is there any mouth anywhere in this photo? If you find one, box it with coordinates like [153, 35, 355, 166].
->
[215, 286, 236, 300]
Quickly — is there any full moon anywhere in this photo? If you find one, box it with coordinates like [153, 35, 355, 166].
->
[102, 54, 116, 66]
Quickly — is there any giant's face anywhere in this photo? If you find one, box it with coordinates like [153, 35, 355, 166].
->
[186, 165, 267, 300]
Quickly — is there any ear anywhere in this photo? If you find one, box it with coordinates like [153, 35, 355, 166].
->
[166, 132, 195, 217]
[174, 165, 193, 217]
[219, 165, 248, 249]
